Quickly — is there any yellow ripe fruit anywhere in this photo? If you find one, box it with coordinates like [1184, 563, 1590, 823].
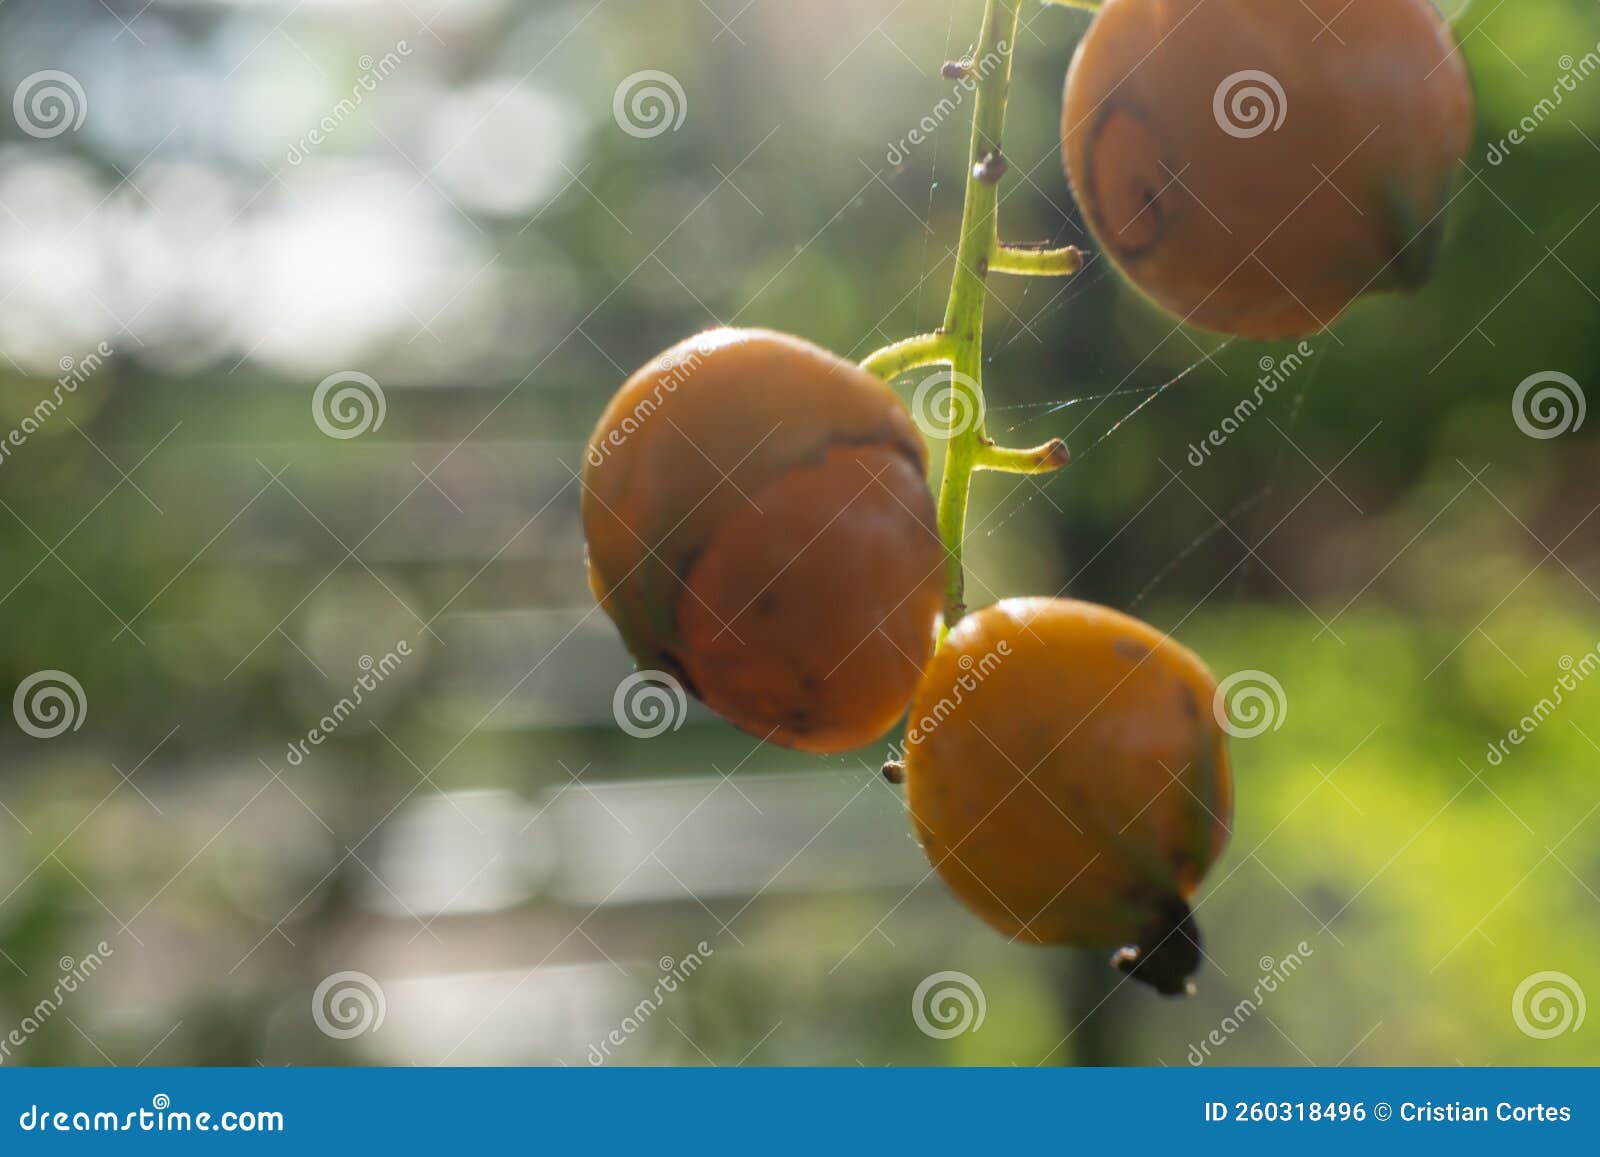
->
[904, 598, 1232, 994]
[583, 328, 945, 753]
[1063, 0, 1474, 338]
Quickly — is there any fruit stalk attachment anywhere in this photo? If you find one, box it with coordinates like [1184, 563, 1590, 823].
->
[1110, 896, 1204, 997]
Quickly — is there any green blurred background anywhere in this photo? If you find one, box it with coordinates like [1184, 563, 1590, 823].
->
[0, 0, 1596, 1066]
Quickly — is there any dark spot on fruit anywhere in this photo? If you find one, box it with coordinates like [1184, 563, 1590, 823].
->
[658, 649, 697, 698]
[1084, 100, 1172, 260]
[1381, 196, 1447, 291]
[1114, 637, 1151, 662]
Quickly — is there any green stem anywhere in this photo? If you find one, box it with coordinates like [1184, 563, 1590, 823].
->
[990, 242, 1084, 277]
[860, 331, 955, 380]
[933, 0, 1022, 629]
[858, 0, 1084, 635]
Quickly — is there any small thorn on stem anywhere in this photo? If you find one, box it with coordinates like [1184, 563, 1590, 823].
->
[941, 58, 973, 80]
[881, 760, 906, 785]
[973, 150, 1007, 184]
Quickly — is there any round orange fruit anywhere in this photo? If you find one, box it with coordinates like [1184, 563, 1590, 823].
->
[583, 328, 945, 753]
[1062, 0, 1474, 338]
[904, 597, 1232, 994]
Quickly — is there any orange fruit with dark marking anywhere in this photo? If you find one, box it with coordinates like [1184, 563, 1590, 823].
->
[583, 328, 945, 753]
[1062, 0, 1474, 339]
[903, 598, 1231, 994]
